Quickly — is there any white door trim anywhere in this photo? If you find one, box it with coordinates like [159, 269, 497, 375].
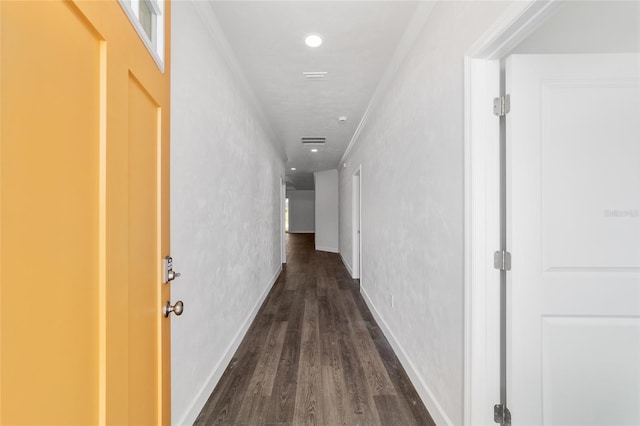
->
[281, 178, 286, 264]
[463, 55, 501, 426]
[463, 1, 562, 424]
[352, 166, 362, 280]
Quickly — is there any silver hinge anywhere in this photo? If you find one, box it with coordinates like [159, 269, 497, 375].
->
[494, 404, 512, 425]
[493, 95, 511, 117]
[494, 250, 512, 271]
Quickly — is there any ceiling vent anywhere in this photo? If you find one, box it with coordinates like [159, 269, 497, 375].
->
[301, 137, 326, 145]
[302, 71, 327, 81]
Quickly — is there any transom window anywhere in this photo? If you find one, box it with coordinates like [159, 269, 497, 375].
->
[119, 0, 165, 72]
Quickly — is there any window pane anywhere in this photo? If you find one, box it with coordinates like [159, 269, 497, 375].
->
[138, 0, 153, 40]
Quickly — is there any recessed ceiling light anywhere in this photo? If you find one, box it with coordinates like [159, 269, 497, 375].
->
[311, 148, 319, 153]
[305, 34, 322, 48]
[291, 167, 296, 171]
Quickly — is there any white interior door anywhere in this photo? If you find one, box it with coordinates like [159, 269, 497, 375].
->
[506, 53, 640, 425]
[282, 180, 287, 263]
[353, 169, 361, 279]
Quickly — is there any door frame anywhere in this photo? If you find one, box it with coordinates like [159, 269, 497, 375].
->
[352, 166, 362, 280]
[463, 1, 561, 423]
[281, 178, 286, 264]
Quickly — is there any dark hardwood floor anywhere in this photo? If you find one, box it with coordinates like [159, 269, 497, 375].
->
[194, 233, 435, 426]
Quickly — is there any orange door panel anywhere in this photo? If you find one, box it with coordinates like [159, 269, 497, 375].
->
[0, 1, 171, 424]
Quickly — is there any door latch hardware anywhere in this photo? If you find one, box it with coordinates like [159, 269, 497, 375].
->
[163, 256, 181, 284]
[494, 404, 511, 425]
[494, 250, 512, 271]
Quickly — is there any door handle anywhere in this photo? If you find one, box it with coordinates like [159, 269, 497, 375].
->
[164, 300, 184, 317]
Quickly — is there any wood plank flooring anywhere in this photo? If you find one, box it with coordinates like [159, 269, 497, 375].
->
[194, 233, 435, 426]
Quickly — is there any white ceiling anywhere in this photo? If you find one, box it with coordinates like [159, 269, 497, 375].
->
[209, 1, 422, 190]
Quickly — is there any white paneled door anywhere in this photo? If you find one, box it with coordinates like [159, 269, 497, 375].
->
[506, 54, 640, 425]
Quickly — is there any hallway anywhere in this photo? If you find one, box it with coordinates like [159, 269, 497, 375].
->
[2, 1, 639, 424]
[194, 234, 435, 425]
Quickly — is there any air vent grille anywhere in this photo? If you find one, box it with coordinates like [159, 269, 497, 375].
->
[302, 71, 327, 80]
[301, 137, 326, 145]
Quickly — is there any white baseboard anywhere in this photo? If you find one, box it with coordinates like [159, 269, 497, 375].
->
[339, 252, 353, 276]
[315, 245, 338, 253]
[288, 230, 315, 234]
[176, 266, 282, 426]
[360, 287, 453, 426]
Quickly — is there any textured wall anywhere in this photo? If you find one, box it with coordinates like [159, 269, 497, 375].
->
[170, 2, 285, 424]
[287, 190, 315, 233]
[513, 1, 639, 54]
[314, 170, 339, 252]
[339, 2, 510, 424]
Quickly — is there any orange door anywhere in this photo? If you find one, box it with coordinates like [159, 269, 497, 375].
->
[0, 1, 172, 424]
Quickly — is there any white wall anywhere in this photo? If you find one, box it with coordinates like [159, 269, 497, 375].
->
[314, 170, 339, 253]
[286, 190, 315, 233]
[171, 2, 285, 424]
[338, 2, 511, 424]
[512, 1, 639, 54]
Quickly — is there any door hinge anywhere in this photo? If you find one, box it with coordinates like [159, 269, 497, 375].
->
[494, 250, 512, 271]
[493, 95, 511, 117]
[494, 404, 511, 425]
